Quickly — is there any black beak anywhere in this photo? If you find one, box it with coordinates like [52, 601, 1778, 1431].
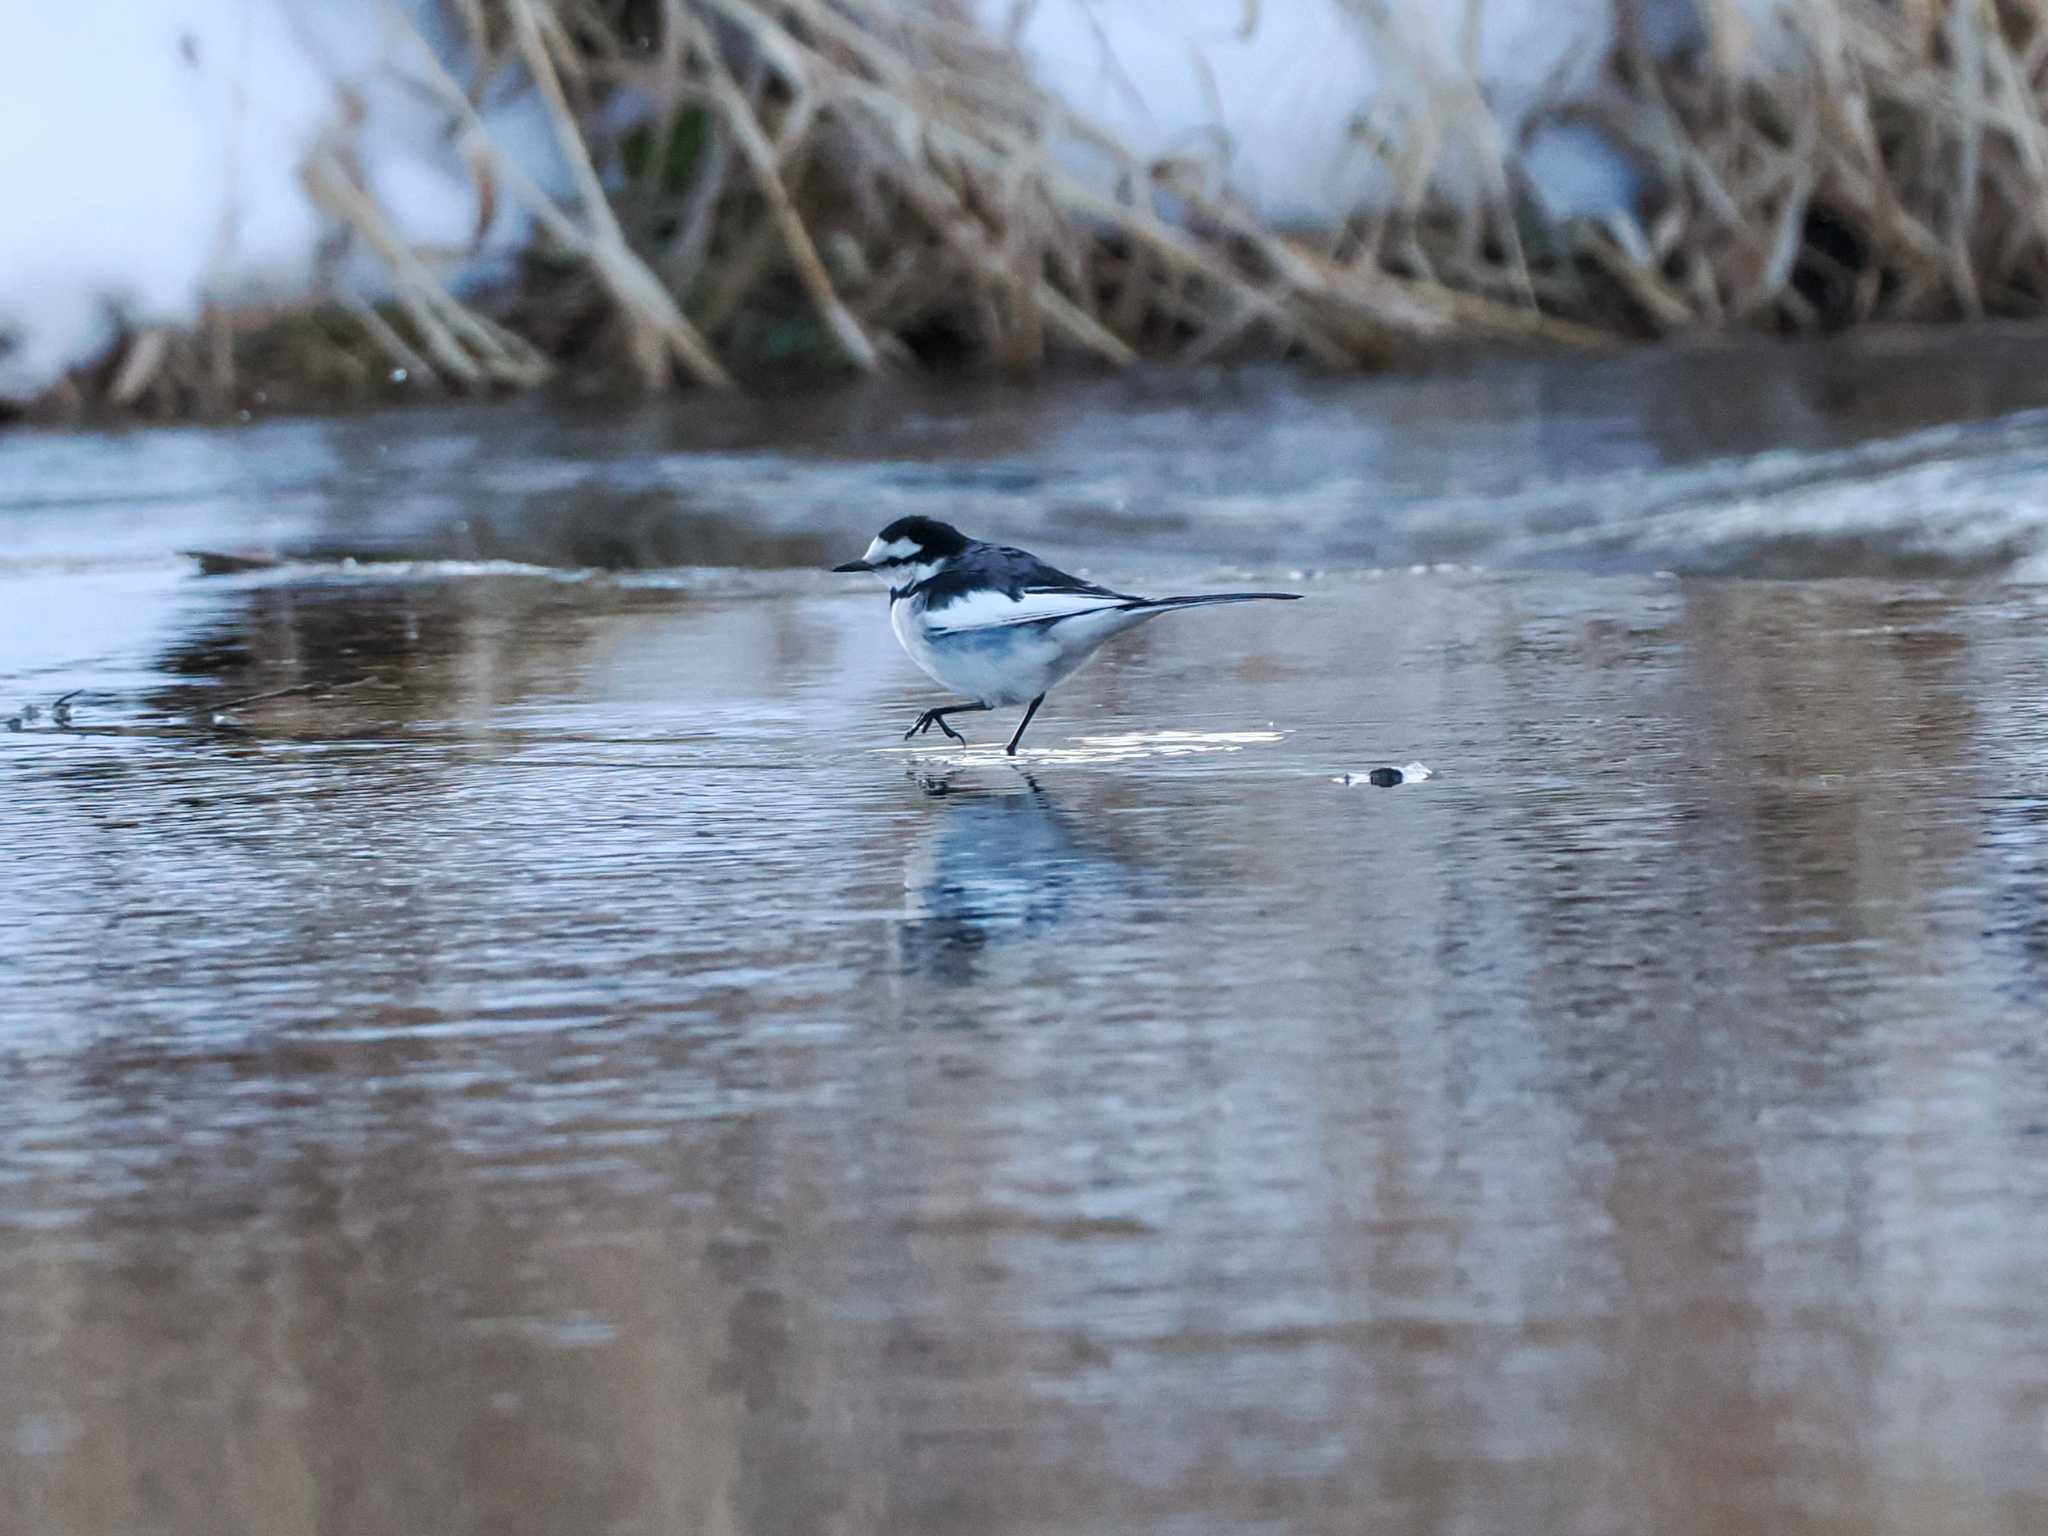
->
[832, 559, 872, 573]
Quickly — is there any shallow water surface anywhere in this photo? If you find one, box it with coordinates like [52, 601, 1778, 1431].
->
[6, 341, 2048, 1535]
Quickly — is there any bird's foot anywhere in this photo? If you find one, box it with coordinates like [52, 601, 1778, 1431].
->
[905, 708, 968, 743]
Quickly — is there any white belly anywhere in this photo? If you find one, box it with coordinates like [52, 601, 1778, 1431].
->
[891, 596, 1147, 706]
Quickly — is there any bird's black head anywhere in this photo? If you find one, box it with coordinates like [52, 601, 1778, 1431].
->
[833, 516, 971, 573]
[878, 516, 970, 557]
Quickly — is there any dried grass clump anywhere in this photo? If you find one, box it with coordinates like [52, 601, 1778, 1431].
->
[51, 0, 2048, 419]
[56, 0, 1614, 418]
[1457, 0, 2048, 337]
[425, 0, 1618, 385]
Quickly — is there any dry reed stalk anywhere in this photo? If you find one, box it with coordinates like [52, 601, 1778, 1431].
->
[303, 140, 551, 388]
[682, 10, 881, 369]
[457, 0, 736, 388]
[108, 329, 174, 406]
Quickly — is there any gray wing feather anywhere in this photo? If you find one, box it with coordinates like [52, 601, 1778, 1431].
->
[921, 543, 1133, 610]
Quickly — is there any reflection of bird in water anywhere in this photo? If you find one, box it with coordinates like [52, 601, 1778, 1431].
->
[892, 768, 1141, 990]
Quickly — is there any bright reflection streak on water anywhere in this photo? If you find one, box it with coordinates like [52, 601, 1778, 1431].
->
[5, 344, 2048, 1536]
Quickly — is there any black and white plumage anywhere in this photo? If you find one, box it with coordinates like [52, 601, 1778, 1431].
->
[833, 516, 1300, 754]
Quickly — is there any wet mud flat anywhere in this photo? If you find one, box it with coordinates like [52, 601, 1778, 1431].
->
[7, 342, 2048, 1535]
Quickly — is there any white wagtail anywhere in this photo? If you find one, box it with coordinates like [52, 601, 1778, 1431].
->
[834, 517, 1300, 754]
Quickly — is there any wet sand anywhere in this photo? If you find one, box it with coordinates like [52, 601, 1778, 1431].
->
[6, 344, 2048, 1535]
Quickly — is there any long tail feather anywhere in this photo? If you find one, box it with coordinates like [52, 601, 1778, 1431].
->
[1125, 591, 1302, 611]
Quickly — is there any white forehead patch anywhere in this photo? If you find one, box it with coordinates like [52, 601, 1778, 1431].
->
[863, 535, 919, 566]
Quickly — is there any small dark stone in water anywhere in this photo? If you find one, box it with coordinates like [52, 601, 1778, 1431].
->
[1333, 764, 1432, 788]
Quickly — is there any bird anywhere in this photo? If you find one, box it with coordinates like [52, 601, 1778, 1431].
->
[833, 516, 1300, 754]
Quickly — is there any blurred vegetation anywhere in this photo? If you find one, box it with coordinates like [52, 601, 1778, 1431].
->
[40, 0, 2048, 421]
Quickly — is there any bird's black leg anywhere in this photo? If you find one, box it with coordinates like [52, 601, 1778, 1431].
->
[1004, 695, 1046, 755]
[905, 702, 991, 742]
